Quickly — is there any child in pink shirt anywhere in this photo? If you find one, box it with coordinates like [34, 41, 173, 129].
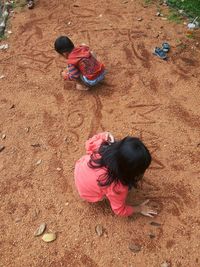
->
[74, 132, 157, 217]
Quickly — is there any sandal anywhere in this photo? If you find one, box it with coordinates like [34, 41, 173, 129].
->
[153, 47, 167, 60]
[162, 42, 170, 53]
[27, 0, 34, 9]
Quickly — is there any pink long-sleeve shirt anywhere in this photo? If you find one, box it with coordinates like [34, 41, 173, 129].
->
[74, 133, 134, 217]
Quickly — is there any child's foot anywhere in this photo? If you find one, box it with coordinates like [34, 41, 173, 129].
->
[27, 0, 34, 9]
[76, 84, 89, 91]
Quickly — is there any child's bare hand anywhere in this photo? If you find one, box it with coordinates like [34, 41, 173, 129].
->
[61, 70, 68, 79]
[139, 200, 157, 217]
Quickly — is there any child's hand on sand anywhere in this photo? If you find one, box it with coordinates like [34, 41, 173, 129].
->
[61, 70, 68, 80]
[134, 200, 157, 217]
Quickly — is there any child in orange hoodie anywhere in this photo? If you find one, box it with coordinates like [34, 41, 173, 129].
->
[54, 36, 106, 90]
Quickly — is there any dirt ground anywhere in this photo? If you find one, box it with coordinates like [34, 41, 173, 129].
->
[0, 0, 200, 266]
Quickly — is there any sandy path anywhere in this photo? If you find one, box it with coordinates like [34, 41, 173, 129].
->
[0, 0, 200, 266]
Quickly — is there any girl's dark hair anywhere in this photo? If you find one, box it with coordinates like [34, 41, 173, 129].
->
[88, 137, 151, 189]
[54, 36, 74, 54]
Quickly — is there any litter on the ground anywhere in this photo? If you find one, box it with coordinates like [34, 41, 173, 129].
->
[0, 44, 9, 50]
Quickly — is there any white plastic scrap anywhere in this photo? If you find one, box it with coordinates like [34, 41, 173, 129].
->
[0, 44, 9, 50]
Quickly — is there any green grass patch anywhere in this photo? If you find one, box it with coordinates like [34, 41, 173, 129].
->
[167, 10, 183, 23]
[167, 0, 200, 20]
[0, 35, 7, 41]
[144, 0, 152, 4]
[11, 0, 27, 10]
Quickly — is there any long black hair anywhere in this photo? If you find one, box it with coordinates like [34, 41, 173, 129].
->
[88, 137, 151, 189]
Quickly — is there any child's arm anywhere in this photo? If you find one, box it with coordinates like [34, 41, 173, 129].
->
[106, 186, 157, 217]
[62, 64, 80, 80]
[85, 132, 114, 155]
[106, 186, 134, 217]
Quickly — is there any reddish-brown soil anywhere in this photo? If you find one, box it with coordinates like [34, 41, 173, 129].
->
[0, 0, 200, 266]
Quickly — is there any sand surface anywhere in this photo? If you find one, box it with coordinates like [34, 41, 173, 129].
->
[0, 0, 200, 266]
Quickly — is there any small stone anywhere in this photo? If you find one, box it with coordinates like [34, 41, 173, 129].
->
[122, 0, 128, 3]
[137, 18, 143, 21]
[0, 75, 5, 79]
[10, 104, 15, 109]
[179, 9, 184, 14]
[98, 14, 102, 18]
[31, 143, 40, 148]
[0, 145, 5, 152]
[129, 243, 142, 253]
[149, 233, 156, 239]
[56, 167, 62, 171]
[150, 221, 161, 227]
[161, 261, 170, 267]
[67, 21, 71, 25]
[2, 134, 6, 140]
[156, 12, 161, 16]
[15, 218, 21, 223]
[34, 223, 46, 237]
[95, 224, 103, 236]
[42, 233, 57, 243]
[65, 202, 69, 206]
[58, 208, 63, 214]
[36, 159, 42, 165]
[161, 17, 167, 21]
[32, 208, 40, 219]
[154, 34, 160, 38]
[25, 127, 30, 133]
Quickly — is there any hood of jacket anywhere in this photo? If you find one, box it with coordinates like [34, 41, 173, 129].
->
[67, 45, 91, 65]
